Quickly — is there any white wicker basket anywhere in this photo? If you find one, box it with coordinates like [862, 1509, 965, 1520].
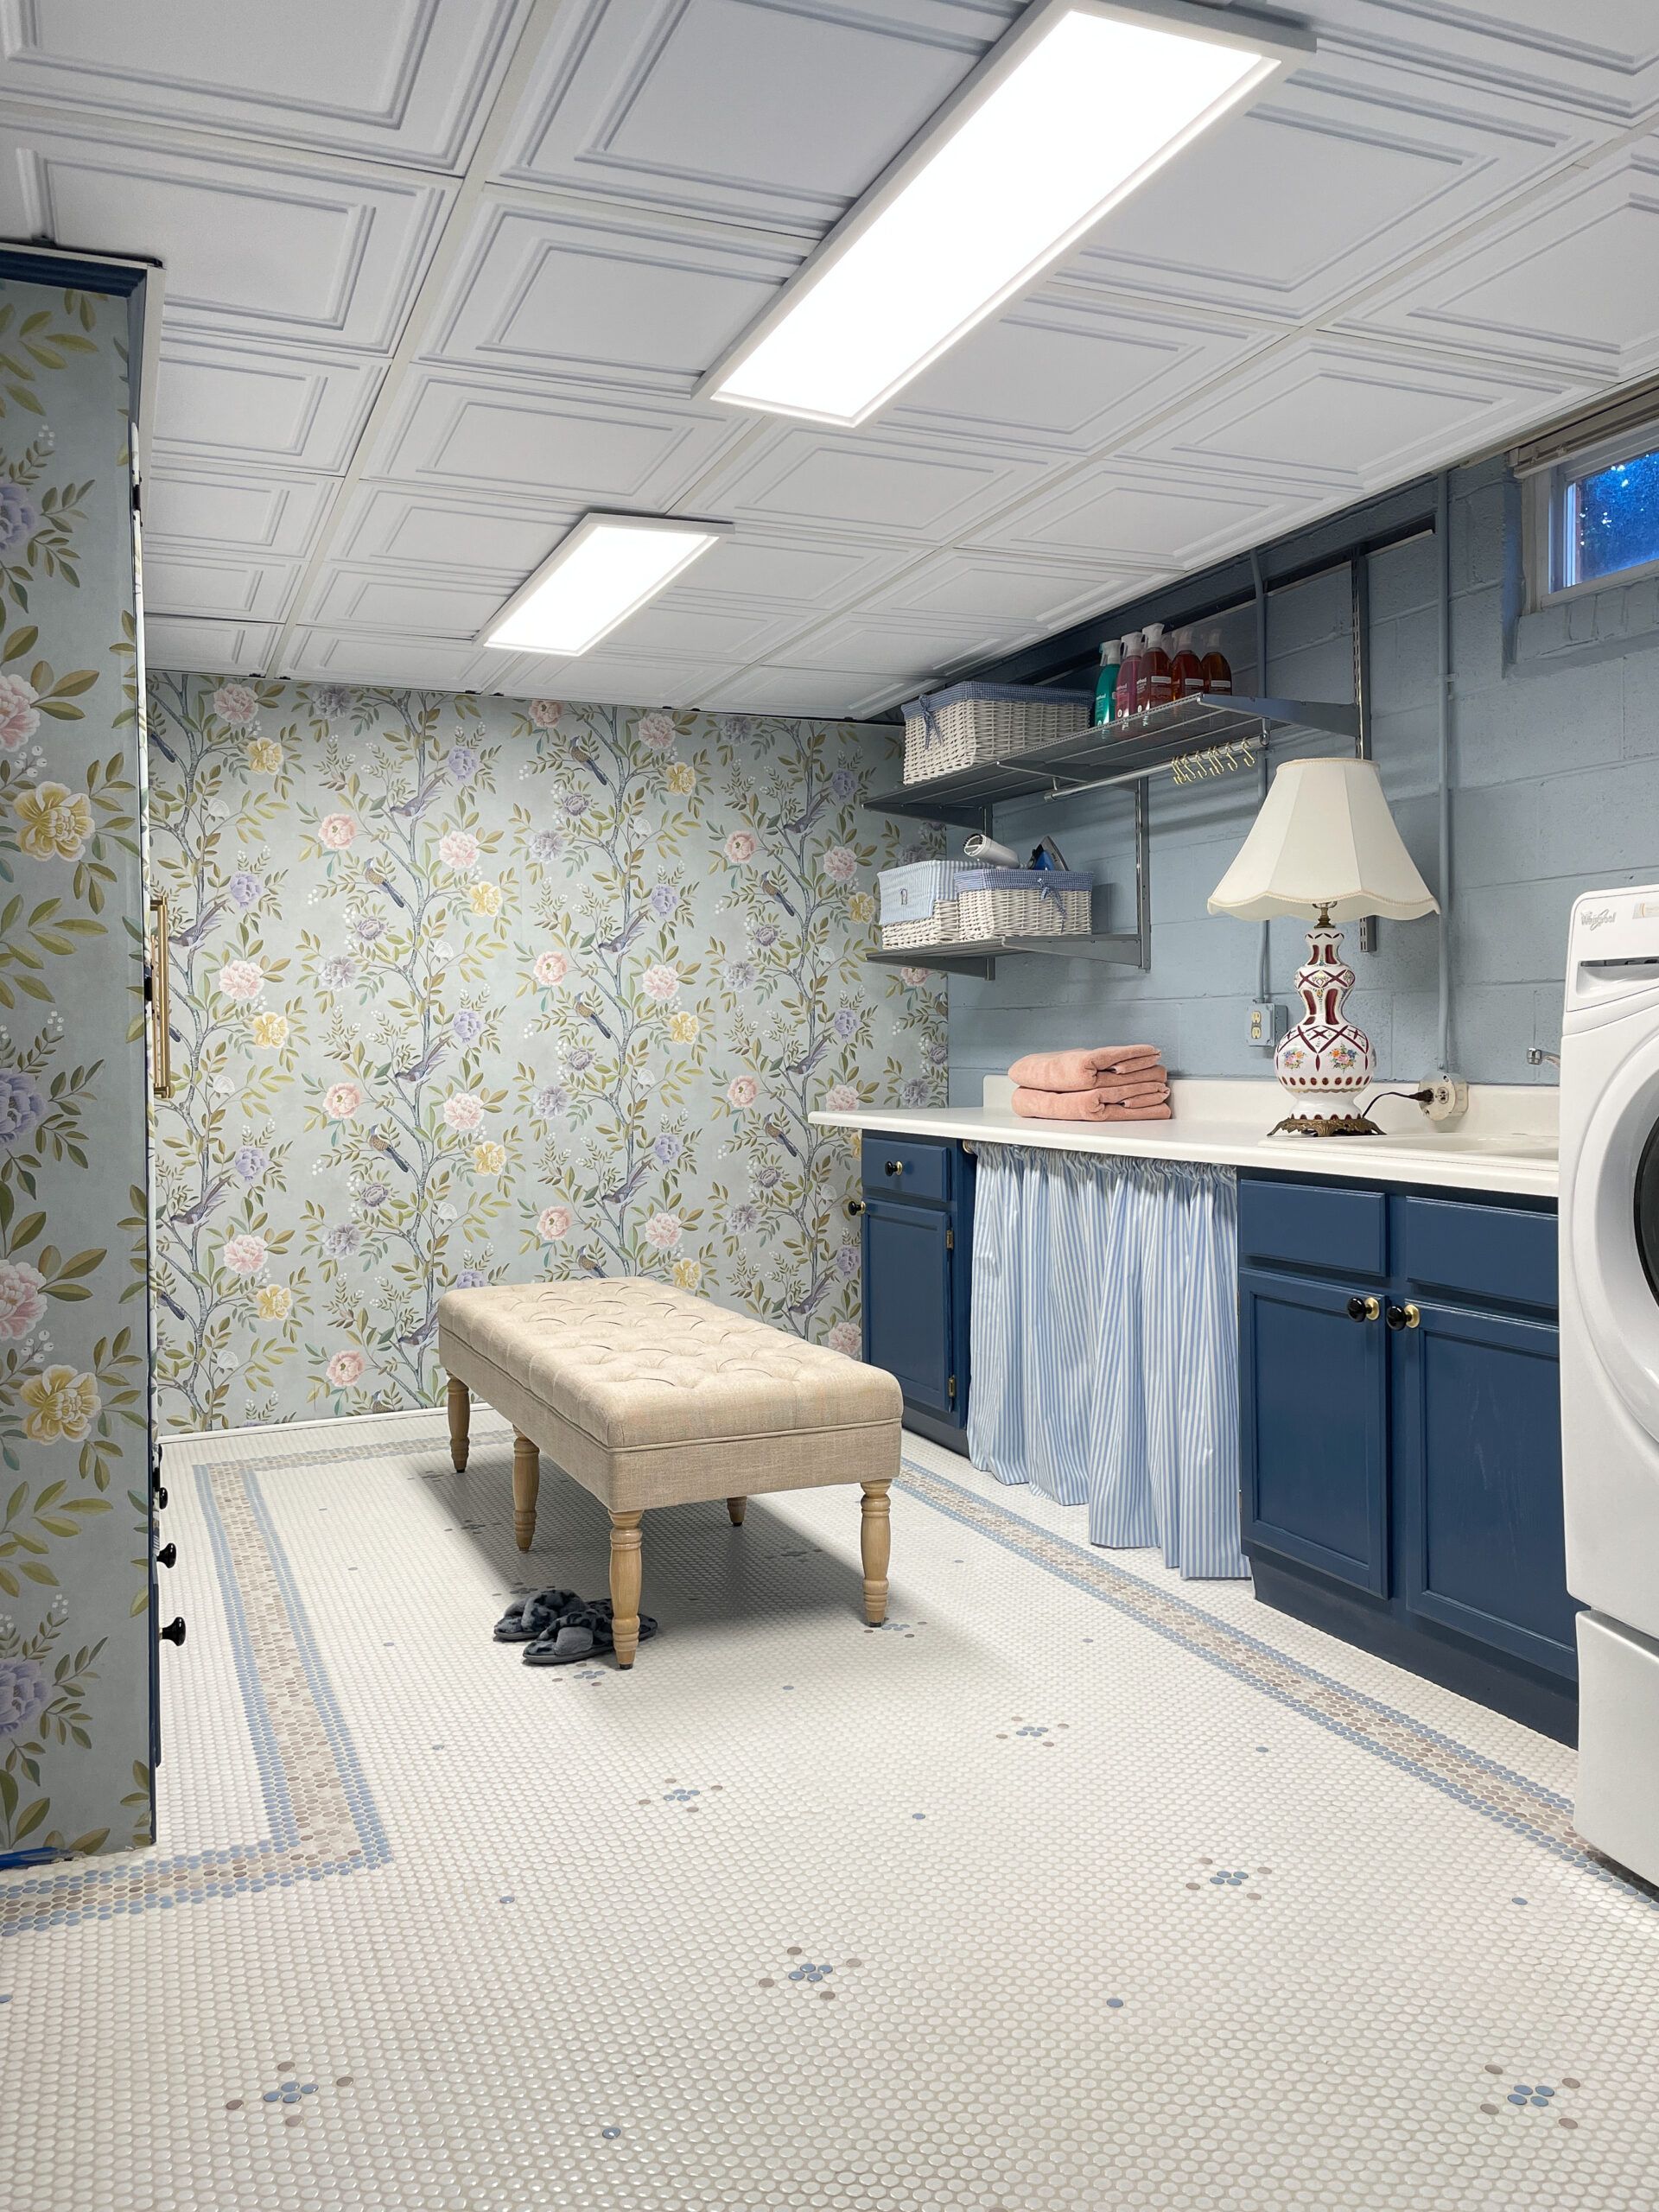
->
[901, 683, 1093, 785]
[881, 900, 960, 950]
[957, 868, 1090, 942]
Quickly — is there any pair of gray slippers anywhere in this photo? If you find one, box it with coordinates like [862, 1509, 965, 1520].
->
[493, 1586, 658, 1666]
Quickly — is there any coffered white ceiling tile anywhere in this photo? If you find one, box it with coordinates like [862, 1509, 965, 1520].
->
[303, 567, 518, 640]
[1124, 338, 1592, 499]
[0, 121, 448, 353]
[891, 295, 1268, 448]
[766, 612, 1007, 680]
[1303, 2, 1659, 127]
[1058, 54, 1599, 327]
[143, 466, 334, 561]
[879, 550, 1173, 631]
[968, 462, 1319, 572]
[142, 550, 301, 624]
[702, 423, 1051, 543]
[425, 200, 799, 397]
[369, 370, 744, 504]
[592, 591, 804, 664]
[143, 617, 273, 676]
[674, 527, 915, 614]
[497, 0, 1019, 233]
[0, 1, 527, 169]
[151, 334, 383, 474]
[696, 664, 901, 716]
[492, 651, 743, 709]
[1342, 138, 1659, 382]
[283, 628, 522, 692]
[336, 484, 576, 575]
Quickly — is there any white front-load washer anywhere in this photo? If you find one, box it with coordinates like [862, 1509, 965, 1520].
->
[1560, 885, 1659, 1884]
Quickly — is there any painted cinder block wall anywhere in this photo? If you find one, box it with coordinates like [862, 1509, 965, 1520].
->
[948, 454, 1659, 1103]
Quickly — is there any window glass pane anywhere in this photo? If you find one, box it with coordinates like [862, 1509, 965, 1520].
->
[1568, 446, 1659, 586]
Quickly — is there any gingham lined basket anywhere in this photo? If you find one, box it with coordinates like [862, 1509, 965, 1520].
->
[880, 900, 961, 950]
[957, 868, 1091, 941]
[900, 682, 1094, 785]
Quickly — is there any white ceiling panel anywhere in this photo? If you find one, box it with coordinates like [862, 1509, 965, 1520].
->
[143, 548, 300, 622]
[303, 566, 516, 639]
[587, 590, 799, 664]
[368, 368, 744, 504]
[486, 648, 746, 709]
[1059, 52, 1602, 327]
[968, 462, 1323, 573]
[0, 119, 448, 351]
[1343, 137, 1659, 383]
[891, 293, 1270, 448]
[762, 610, 1004, 681]
[145, 618, 275, 676]
[285, 627, 524, 692]
[333, 483, 575, 574]
[1304, 1, 1659, 124]
[425, 199, 798, 396]
[143, 465, 334, 559]
[875, 548, 1174, 632]
[696, 664, 912, 716]
[496, 0, 1019, 232]
[701, 422, 1049, 541]
[149, 334, 383, 474]
[0, 0, 526, 169]
[1124, 337, 1593, 499]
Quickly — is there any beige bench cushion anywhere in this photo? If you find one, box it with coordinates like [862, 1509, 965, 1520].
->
[437, 1279, 901, 1512]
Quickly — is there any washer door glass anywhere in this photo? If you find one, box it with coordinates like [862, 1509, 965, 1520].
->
[1639, 1118, 1659, 1306]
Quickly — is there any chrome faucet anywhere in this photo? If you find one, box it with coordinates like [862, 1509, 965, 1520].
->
[1527, 1047, 1560, 1068]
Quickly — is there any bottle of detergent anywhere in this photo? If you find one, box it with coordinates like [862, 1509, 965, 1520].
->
[1094, 639, 1120, 725]
[1199, 629, 1234, 696]
[1169, 628, 1204, 700]
[1138, 622, 1172, 711]
[1114, 633, 1142, 721]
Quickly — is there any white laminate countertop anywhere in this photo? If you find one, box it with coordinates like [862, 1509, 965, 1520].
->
[811, 1077, 1559, 1198]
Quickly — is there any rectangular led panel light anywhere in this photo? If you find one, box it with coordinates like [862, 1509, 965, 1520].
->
[482, 512, 734, 657]
[699, 0, 1311, 428]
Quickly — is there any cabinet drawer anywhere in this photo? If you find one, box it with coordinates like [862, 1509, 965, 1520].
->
[1237, 1175, 1387, 1281]
[1395, 1196, 1557, 1313]
[861, 1134, 951, 1205]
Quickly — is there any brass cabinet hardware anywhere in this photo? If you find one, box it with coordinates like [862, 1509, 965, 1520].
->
[1386, 1302, 1422, 1331]
[147, 892, 173, 1099]
[1346, 1294, 1380, 1322]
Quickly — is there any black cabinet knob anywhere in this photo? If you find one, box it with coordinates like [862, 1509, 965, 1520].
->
[884, 1159, 904, 1177]
[159, 1617, 187, 1647]
[1346, 1294, 1380, 1322]
[156, 1542, 177, 1569]
[1386, 1303, 1421, 1331]
[845, 1197, 866, 1217]
[154, 1484, 168, 1511]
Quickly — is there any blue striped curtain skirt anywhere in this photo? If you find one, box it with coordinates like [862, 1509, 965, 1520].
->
[966, 1144, 1247, 1579]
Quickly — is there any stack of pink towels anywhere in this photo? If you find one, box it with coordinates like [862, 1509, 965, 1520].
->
[1007, 1045, 1171, 1122]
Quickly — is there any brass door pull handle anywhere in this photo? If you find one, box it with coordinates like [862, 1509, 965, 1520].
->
[147, 893, 173, 1099]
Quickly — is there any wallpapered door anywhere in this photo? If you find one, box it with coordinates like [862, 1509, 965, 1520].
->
[0, 279, 150, 1861]
[144, 680, 948, 1433]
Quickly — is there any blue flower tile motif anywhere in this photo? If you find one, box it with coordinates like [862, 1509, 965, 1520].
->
[759, 1947, 861, 2000]
[1185, 1856, 1271, 1898]
[1479, 2066, 1581, 2125]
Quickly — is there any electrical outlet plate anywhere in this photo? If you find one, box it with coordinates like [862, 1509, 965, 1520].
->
[1419, 1075, 1469, 1123]
[1248, 1001, 1286, 1050]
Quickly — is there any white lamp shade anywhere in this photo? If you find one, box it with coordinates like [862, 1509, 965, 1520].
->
[1207, 757, 1440, 923]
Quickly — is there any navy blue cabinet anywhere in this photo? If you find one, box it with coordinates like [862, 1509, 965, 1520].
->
[859, 1133, 974, 1452]
[1239, 1170, 1577, 1742]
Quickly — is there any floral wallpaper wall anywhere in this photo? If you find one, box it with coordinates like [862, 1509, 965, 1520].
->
[144, 678, 947, 1433]
[0, 277, 151, 1862]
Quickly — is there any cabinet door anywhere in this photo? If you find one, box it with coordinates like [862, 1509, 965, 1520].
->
[1394, 1300, 1578, 1678]
[1240, 1267, 1389, 1593]
[862, 1197, 955, 1417]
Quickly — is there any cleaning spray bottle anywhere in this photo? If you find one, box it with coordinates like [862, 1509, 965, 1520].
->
[1114, 633, 1142, 721]
[1094, 638, 1120, 725]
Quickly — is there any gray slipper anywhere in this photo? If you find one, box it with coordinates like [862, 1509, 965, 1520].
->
[523, 1598, 658, 1666]
[493, 1587, 579, 1642]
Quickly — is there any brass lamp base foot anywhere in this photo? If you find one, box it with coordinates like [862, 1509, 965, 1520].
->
[1270, 1111, 1384, 1139]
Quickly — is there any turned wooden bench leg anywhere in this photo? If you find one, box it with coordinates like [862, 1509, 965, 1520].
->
[610, 1510, 644, 1668]
[447, 1376, 470, 1471]
[726, 1496, 747, 1526]
[860, 1480, 890, 1626]
[512, 1432, 539, 1551]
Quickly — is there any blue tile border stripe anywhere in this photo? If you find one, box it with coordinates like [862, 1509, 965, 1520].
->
[1, 1450, 390, 1940]
[897, 1455, 1654, 1909]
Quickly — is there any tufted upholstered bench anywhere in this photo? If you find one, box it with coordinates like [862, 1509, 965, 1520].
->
[436, 1279, 903, 1667]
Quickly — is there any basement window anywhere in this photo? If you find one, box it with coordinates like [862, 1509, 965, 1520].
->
[1522, 413, 1659, 606]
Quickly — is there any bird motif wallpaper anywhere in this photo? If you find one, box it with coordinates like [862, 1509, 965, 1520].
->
[144, 677, 948, 1433]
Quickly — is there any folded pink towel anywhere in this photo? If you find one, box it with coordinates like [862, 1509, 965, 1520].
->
[1008, 1046, 1164, 1091]
[1088, 1076, 1170, 1107]
[1013, 1086, 1174, 1123]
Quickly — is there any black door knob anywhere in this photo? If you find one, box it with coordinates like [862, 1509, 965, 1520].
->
[156, 1542, 177, 1569]
[884, 1159, 904, 1176]
[1346, 1294, 1379, 1322]
[154, 1484, 168, 1511]
[845, 1197, 866, 1217]
[1386, 1302, 1421, 1331]
[159, 1617, 187, 1646]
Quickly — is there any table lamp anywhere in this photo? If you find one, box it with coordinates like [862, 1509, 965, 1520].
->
[1209, 757, 1439, 1136]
